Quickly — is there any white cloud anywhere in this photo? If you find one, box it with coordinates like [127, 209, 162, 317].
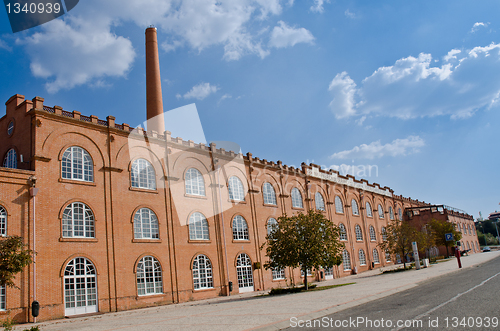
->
[310, 0, 330, 13]
[0, 38, 11, 51]
[328, 43, 500, 119]
[17, 16, 135, 93]
[219, 93, 232, 103]
[344, 9, 356, 19]
[269, 21, 314, 48]
[471, 22, 489, 33]
[330, 136, 425, 160]
[181, 82, 219, 100]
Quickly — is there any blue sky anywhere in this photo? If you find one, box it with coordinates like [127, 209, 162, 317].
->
[1, 0, 499, 218]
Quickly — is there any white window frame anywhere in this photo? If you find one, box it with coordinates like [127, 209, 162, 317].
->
[3, 148, 17, 169]
[335, 196, 344, 213]
[228, 176, 245, 201]
[272, 267, 286, 280]
[133, 208, 159, 239]
[339, 223, 347, 241]
[385, 250, 391, 262]
[236, 253, 254, 290]
[359, 249, 366, 266]
[398, 208, 403, 220]
[64, 257, 97, 316]
[193, 255, 213, 290]
[137, 256, 163, 296]
[369, 225, 376, 241]
[291, 188, 303, 208]
[389, 206, 395, 220]
[351, 199, 359, 216]
[0, 285, 5, 311]
[366, 202, 373, 217]
[232, 215, 249, 240]
[61, 146, 93, 182]
[373, 249, 380, 264]
[131, 158, 156, 190]
[267, 218, 278, 236]
[185, 168, 205, 196]
[378, 204, 384, 219]
[0, 206, 6, 237]
[62, 202, 95, 238]
[7, 121, 14, 136]
[262, 182, 277, 205]
[382, 227, 387, 241]
[355, 224, 363, 241]
[342, 250, 351, 270]
[315, 192, 325, 211]
[188, 212, 209, 240]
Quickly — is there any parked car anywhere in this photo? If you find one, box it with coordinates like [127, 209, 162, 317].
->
[482, 246, 491, 252]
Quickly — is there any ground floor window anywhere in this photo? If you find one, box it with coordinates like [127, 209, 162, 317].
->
[64, 257, 97, 316]
[342, 250, 351, 270]
[193, 254, 213, 290]
[373, 249, 380, 264]
[324, 267, 334, 279]
[385, 250, 391, 262]
[236, 253, 254, 292]
[0, 285, 5, 310]
[137, 256, 163, 296]
[396, 253, 402, 264]
[359, 249, 366, 265]
[272, 267, 285, 280]
[300, 268, 313, 277]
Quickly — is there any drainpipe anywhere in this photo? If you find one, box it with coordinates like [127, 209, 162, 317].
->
[29, 176, 38, 322]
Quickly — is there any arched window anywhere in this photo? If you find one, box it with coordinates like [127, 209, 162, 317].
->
[366, 202, 373, 217]
[315, 192, 325, 211]
[468, 224, 471, 235]
[62, 202, 95, 238]
[339, 223, 347, 241]
[335, 196, 344, 213]
[188, 212, 209, 240]
[359, 249, 366, 265]
[467, 242, 470, 251]
[131, 159, 156, 190]
[355, 224, 363, 241]
[373, 249, 380, 264]
[137, 256, 162, 296]
[0, 206, 6, 236]
[193, 255, 213, 290]
[342, 250, 351, 270]
[185, 168, 205, 196]
[389, 206, 395, 220]
[381, 227, 387, 241]
[385, 250, 391, 262]
[351, 199, 359, 216]
[232, 215, 249, 240]
[369, 225, 376, 241]
[476, 242, 479, 251]
[236, 253, 254, 291]
[291, 188, 303, 208]
[0, 285, 5, 311]
[7, 121, 14, 136]
[398, 208, 403, 220]
[3, 149, 17, 169]
[378, 204, 384, 219]
[262, 182, 277, 205]
[267, 218, 277, 236]
[62, 146, 93, 181]
[64, 258, 97, 316]
[133, 208, 159, 239]
[228, 176, 245, 201]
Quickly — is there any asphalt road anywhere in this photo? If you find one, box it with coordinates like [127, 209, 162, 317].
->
[288, 255, 500, 331]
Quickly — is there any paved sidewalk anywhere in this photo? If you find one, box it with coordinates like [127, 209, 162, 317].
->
[15, 251, 500, 331]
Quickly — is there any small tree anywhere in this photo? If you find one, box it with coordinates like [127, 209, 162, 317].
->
[378, 219, 424, 269]
[261, 210, 344, 290]
[427, 218, 462, 257]
[0, 236, 34, 288]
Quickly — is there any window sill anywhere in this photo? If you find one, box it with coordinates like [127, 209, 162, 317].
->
[291, 206, 304, 210]
[129, 187, 158, 194]
[335, 212, 344, 215]
[263, 203, 278, 208]
[185, 194, 208, 200]
[272, 278, 286, 282]
[188, 239, 212, 244]
[232, 239, 251, 243]
[136, 293, 167, 300]
[352, 214, 360, 217]
[59, 178, 96, 186]
[132, 239, 162, 243]
[59, 237, 97, 242]
[228, 199, 246, 204]
[193, 287, 216, 293]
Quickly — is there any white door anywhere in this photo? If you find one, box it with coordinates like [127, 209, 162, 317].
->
[64, 258, 98, 316]
[236, 254, 254, 293]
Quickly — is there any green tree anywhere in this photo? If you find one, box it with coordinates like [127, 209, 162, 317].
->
[378, 219, 424, 269]
[427, 218, 462, 257]
[0, 236, 34, 288]
[261, 209, 344, 290]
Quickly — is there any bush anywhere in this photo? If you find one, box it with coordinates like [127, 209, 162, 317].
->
[269, 284, 317, 295]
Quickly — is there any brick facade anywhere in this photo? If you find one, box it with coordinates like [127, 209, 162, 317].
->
[0, 94, 479, 323]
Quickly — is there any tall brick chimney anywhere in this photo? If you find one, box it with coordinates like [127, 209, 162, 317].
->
[145, 26, 165, 133]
